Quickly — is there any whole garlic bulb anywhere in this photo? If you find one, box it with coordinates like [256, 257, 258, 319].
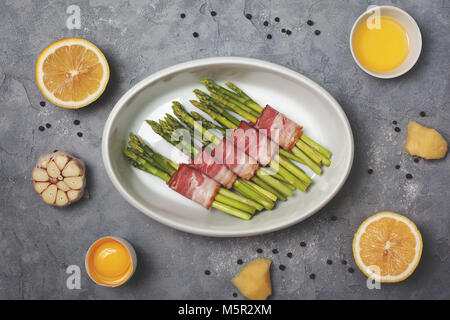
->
[32, 151, 86, 206]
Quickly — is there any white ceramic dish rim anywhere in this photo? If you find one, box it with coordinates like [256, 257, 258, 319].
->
[349, 5, 422, 79]
[101, 57, 354, 237]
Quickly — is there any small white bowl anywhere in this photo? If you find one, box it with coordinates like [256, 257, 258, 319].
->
[85, 236, 137, 287]
[349, 5, 422, 79]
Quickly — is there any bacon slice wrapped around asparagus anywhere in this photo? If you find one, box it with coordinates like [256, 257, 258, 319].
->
[167, 164, 221, 209]
[191, 146, 237, 189]
[254, 105, 303, 151]
[211, 137, 259, 180]
[231, 121, 279, 167]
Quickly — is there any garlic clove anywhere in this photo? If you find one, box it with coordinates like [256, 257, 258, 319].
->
[56, 180, 70, 192]
[64, 176, 84, 190]
[54, 153, 70, 170]
[34, 182, 50, 194]
[62, 160, 83, 177]
[37, 153, 52, 169]
[67, 189, 82, 202]
[47, 160, 61, 179]
[41, 184, 57, 205]
[32, 168, 49, 182]
[55, 190, 69, 207]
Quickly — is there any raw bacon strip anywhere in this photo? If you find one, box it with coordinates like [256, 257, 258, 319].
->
[167, 164, 220, 209]
[254, 105, 303, 151]
[191, 147, 237, 189]
[211, 138, 258, 180]
[231, 121, 278, 167]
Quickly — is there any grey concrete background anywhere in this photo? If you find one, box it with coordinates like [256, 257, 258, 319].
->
[0, 0, 449, 300]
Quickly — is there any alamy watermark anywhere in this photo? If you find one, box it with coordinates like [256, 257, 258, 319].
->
[66, 5, 81, 30]
[66, 265, 81, 290]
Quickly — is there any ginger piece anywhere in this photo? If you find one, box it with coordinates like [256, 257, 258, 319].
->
[232, 258, 272, 300]
[32, 151, 86, 207]
[404, 121, 448, 159]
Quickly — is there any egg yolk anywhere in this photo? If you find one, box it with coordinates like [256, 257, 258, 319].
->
[353, 16, 409, 72]
[87, 238, 133, 286]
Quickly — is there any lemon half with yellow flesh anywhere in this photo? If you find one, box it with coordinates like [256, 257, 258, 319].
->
[36, 38, 109, 109]
[353, 212, 422, 283]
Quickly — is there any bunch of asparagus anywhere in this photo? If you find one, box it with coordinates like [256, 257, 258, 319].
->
[193, 80, 331, 175]
[124, 133, 267, 220]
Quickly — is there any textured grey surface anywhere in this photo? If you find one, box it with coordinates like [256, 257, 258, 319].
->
[0, 0, 449, 300]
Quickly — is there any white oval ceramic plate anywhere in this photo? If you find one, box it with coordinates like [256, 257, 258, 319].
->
[102, 57, 354, 237]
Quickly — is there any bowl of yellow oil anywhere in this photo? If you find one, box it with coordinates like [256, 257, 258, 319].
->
[85, 236, 137, 287]
[350, 5, 422, 78]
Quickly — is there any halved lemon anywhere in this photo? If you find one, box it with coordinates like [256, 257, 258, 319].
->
[36, 38, 109, 109]
[353, 212, 422, 283]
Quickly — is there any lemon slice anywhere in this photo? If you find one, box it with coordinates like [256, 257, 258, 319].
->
[353, 212, 422, 283]
[36, 38, 109, 109]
